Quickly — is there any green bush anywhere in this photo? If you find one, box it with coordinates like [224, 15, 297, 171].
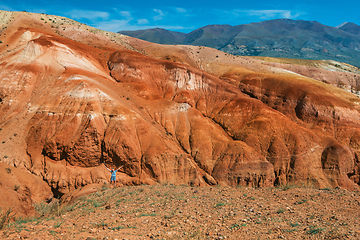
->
[0, 208, 14, 230]
[277, 208, 285, 214]
[35, 201, 61, 216]
[307, 226, 324, 235]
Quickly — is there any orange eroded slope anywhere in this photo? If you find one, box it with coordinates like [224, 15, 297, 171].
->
[1, 11, 360, 215]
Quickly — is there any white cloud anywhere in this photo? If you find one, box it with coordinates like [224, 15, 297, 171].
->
[94, 20, 185, 32]
[96, 19, 191, 32]
[95, 19, 130, 32]
[153, 9, 166, 21]
[176, 8, 187, 13]
[91, 6, 196, 32]
[120, 11, 132, 20]
[68, 10, 110, 21]
[234, 9, 303, 20]
[137, 19, 149, 25]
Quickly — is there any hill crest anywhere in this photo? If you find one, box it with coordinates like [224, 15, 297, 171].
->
[119, 19, 360, 67]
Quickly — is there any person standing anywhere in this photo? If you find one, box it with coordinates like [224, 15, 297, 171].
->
[104, 164, 123, 188]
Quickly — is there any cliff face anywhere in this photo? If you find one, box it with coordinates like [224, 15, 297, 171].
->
[0, 11, 360, 215]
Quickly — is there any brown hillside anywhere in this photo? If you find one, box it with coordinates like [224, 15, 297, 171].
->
[0, 10, 360, 217]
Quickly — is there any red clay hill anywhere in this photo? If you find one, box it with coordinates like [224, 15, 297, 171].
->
[0, 10, 360, 216]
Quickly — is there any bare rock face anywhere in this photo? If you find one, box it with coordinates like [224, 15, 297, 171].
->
[0, 163, 52, 216]
[321, 143, 355, 187]
[0, 10, 360, 214]
[106, 50, 360, 190]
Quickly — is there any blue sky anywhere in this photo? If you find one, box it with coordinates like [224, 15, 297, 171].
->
[1, 0, 359, 33]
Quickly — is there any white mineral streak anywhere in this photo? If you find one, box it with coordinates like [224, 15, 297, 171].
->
[16, 41, 43, 63]
[179, 103, 191, 112]
[67, 87, 97, 98]
[171, 68, 208, 90]
[51, 42, 104, 76]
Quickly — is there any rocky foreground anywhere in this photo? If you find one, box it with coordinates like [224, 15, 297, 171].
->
[1, 184, 359, 239]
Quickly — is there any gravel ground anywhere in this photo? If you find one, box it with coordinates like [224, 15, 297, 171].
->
[1, 184, 360, 239]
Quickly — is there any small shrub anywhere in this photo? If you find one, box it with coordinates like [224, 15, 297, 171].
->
[307, 226, 324, 235]
[94, 221, 108, 228]
[0, 208, 14, 230]
[277, 208, 285, 214]
[230, 223, 246, 229]
[138, 213, 156, 217]
[35, 202, 51, 216]
[14, 185, 20, 191]
[92, 201, 102, 208]
[53, 221, 63, 228]
[101, 184, 109, 191]
[35, 201, 63, 216]
[5, 168, 11, 174]
[214, 202, 226, 208]
[12, 217, 37, 227]
[296, 199, 307, 204]
[164, 210, 176, 219]
[111, 226, 125, 230]
[116, 199, 125, 207]
[279, 184, 296, 190]
[290, 222, 300, 227]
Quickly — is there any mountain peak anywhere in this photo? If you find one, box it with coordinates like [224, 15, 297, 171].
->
[118, 18, 360, 67]
[337, 22, 349, 28]
[338, 22, 360, 35]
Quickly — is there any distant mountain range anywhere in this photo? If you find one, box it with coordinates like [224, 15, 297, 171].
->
[119, 19, 360, 67]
